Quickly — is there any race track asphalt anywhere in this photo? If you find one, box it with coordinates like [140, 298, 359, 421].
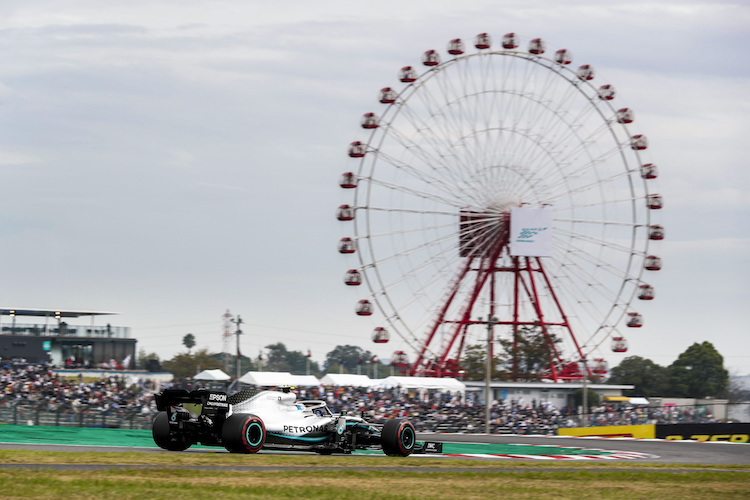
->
[419, 433, 750, 465]
[0, 426, 747, 465]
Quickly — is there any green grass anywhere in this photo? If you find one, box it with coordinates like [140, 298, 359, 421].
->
[0, 450, 748, 469]
[0, 451, 748, 499]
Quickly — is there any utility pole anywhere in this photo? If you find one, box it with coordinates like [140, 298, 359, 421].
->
[232, 315, 243, 382]
[222, 310, 234, 375]
[480, 315, 499, 434]
[581, 357, 589, 427]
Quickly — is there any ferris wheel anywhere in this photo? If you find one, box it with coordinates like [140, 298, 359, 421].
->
[337, 33, 663, 381]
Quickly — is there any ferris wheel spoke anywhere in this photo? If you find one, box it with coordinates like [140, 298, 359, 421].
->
[530, 124, 617, 184]
[551, 193, 641, 211]
[546, 271, 620, 348]
[407, 66, 478, 166]
[376, 122, 482, 200]
[553, 238, 640, 296]
[554, 217, 642, 228]
[547, 168, 641, 203]
[359, 217, 458, 240]
[361, 175, 466, 209]
[362, 205, 456, 217]
[377, 121, 457, 175]
[361, 227, 457, 267]
[555, 227, 640, 258]
[414, 78, 492, 179]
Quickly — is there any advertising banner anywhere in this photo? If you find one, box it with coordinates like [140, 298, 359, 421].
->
[557, 425, 655, 439]
[655, 423, 750, 442]
[558, 423, 750, 442]
[509, 207, 553, 257]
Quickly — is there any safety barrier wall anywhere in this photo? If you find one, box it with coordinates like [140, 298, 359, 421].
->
[558, 423, 750, 442]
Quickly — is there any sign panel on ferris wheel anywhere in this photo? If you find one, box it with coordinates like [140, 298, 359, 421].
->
[336, 32, 663, 382]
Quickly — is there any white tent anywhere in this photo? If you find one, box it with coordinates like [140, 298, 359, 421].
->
[375, 376, 466, 395]
[238, 371, 320, 387]
[288, 374, 322, 387]
[319, 373, 374, 387]
[239, 371, 294, 386]
[193, 369, 231, 381]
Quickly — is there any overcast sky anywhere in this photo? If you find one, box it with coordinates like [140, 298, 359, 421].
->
[1, 1, 748, 375]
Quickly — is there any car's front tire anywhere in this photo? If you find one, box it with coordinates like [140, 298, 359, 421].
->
[152, 411, 191, 451]
[222, 413, 265, 453]
[381, 418, 416, 457]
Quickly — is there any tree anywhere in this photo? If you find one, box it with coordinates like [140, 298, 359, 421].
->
[572, 387, 601, 408]
[264, 343, 291, 372]
[258, 343, 320, 375]
[287, 350, 319, 375]
[667, 342, 728, 398]
[497, 326, 560, 381]
[459, 343, 505, 381]
[136, 349, 161, 371]
[323, 345, 372, 373]
[182, 333, 196, 353]
[608, 356, 670, 397]
[162, 348, 221, 379]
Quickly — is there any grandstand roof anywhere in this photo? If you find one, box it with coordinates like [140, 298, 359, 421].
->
[0, 308, 118, 318]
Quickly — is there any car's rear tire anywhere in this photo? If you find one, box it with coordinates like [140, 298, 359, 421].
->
[381, 418, 416, 456]
[152, 411, 191, 451]
[222, 413, 265, 453]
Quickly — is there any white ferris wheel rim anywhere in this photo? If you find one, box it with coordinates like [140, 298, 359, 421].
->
[341, 35, 659, 367]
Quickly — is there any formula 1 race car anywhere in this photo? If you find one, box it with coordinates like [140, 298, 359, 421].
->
[152, 387, 442, 456]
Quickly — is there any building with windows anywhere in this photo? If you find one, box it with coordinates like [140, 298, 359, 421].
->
[464, 380, 635, 408]
[0, 308, 136, 368]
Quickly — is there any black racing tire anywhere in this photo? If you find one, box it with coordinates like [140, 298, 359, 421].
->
[152, 411, 191, 451]
[222, 413, 266, 453]
[381, 418, 416, 457]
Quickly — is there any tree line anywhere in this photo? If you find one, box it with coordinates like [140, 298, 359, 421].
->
[136, 340, 382, 380]
[137, 329, 737, 400]
[607, 341, 732, 399]
[455, 327, 733, 400]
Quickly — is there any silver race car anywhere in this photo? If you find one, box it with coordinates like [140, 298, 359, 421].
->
[152, 387, 441, 456]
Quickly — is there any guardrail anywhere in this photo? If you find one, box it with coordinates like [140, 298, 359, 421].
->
[0, 398, 153, 430]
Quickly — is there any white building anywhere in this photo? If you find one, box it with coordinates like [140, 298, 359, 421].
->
[463, 380, 634, 408]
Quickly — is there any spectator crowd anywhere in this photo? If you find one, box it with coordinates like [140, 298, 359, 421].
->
[0, 361, 719, 433]
[292, 385, 719, 434]
[0, 360, 158, 428]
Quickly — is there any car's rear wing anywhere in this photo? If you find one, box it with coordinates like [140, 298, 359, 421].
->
[155, 389, 231, 415]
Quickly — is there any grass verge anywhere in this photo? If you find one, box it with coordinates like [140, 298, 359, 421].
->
[0, 451, 748, 499]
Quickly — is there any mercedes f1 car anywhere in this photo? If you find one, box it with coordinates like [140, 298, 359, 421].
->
[152, 387, 442, 456]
